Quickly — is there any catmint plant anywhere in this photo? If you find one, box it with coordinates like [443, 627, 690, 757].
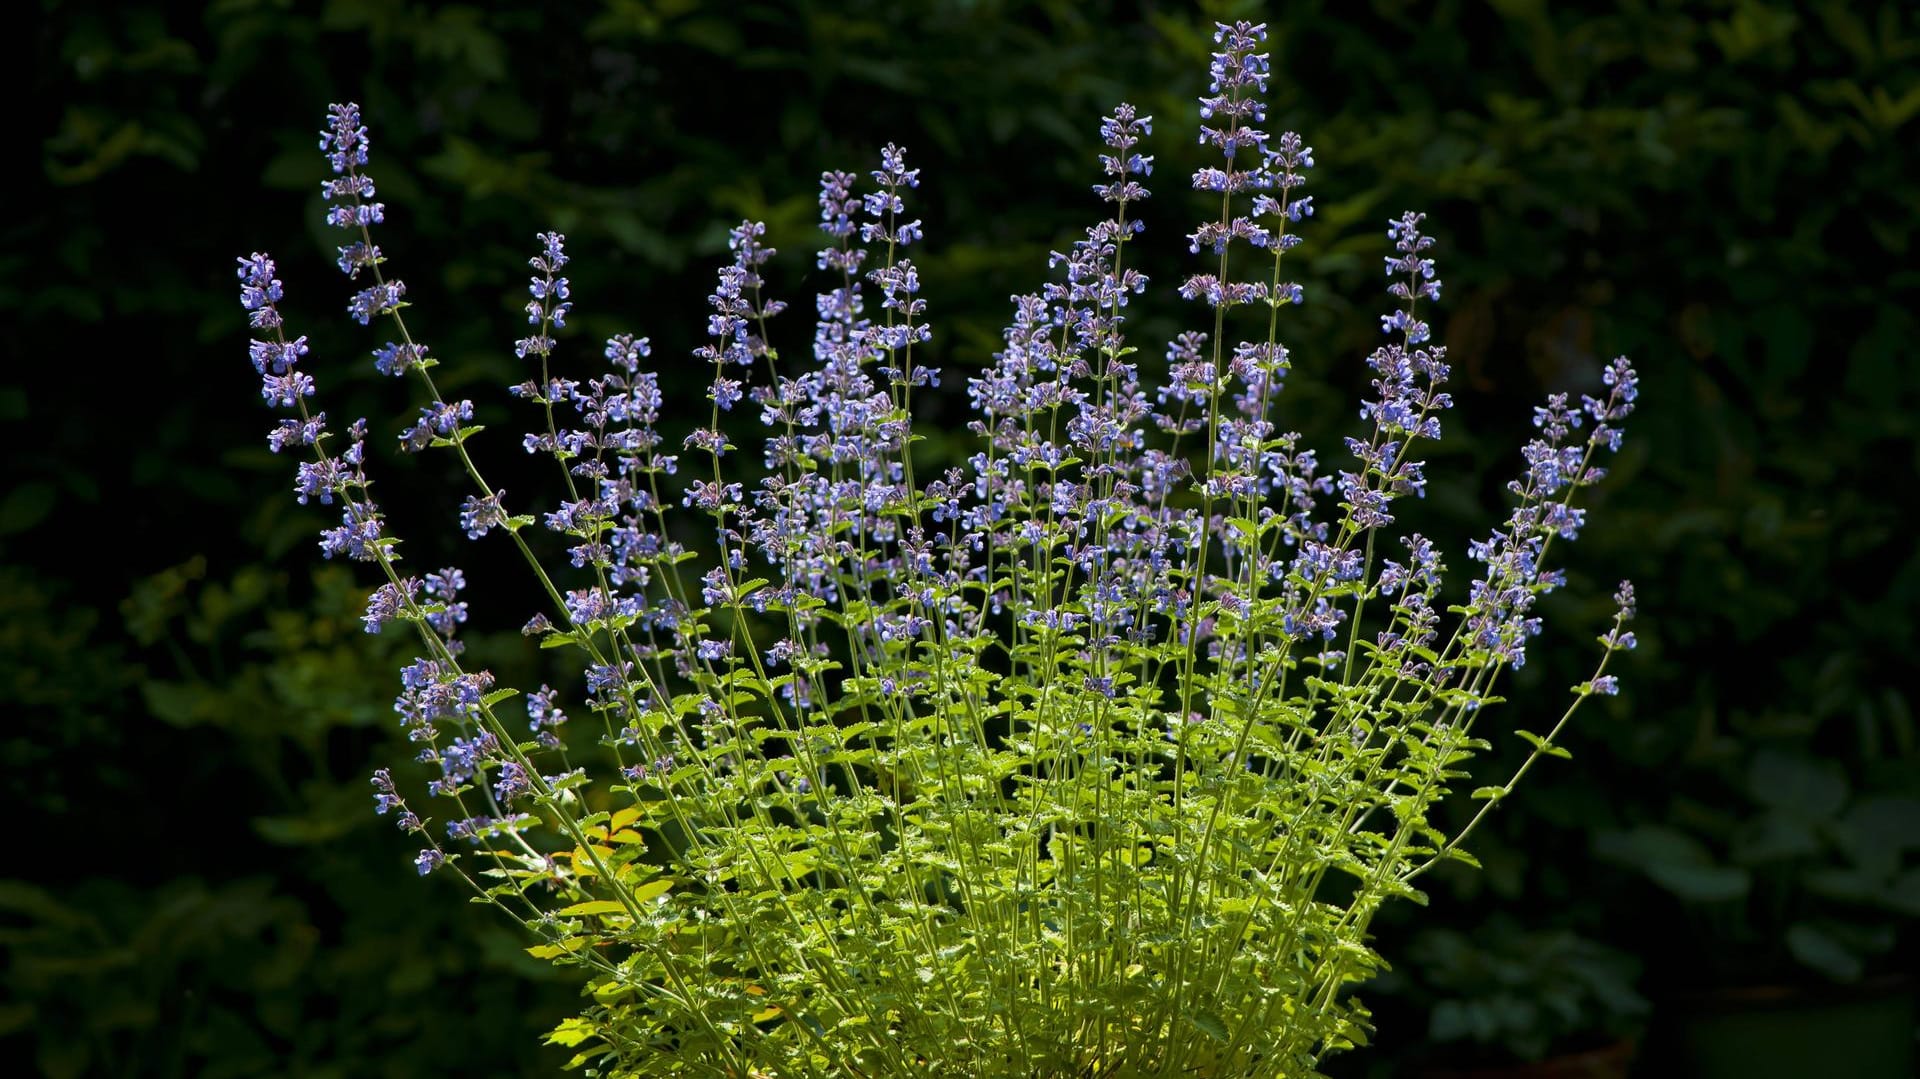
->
[239, 23, 1640, 1079]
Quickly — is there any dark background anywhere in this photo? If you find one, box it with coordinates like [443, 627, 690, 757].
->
[6, 1, 1916, 1076]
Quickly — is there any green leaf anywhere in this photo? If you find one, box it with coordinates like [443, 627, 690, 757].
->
[526, 937, 589, 959]
[630, 879, 672, 903]
[0, 881, 88, 927]
[252, 811, 357, 846]
[428, 425, 486, 448]
[557, 900, 626, 917]
[1785, 922, 1862, 983]
[1834, 795, 1920, 873]
[1729, 811, 1820, 865]
[1803, 867, 1880, 904]
[546, 770, 591, 794]
[1191, 1009, 1229, 1042]
[1471, 786, 1508, 801]
[0, 481, 56, 535]
[546, 1017, 600, 1048]
[1885, 869, 1920, 916]
[1514, 729, 1572, 760]
[1595, 825, 1751, 902]
[480, 687, 522, 708]
[1747, 747, 1847, 820]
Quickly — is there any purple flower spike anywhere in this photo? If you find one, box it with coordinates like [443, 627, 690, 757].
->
[1196, 22, 1271, 161]
[518, 231, 573, 356]
[319, 103, 389, 281]
[236, 253, 285, 329]
[1094, 103, 1155, 206]
[319, 103, 371, 175]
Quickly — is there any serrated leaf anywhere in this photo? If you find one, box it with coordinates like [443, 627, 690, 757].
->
[527, 937, 589, 959]
[1515, 729, 1572, 760]
[546, 1017, 599, 1047]
[428, 425, 486, 448]
[548, 770, 592, 794]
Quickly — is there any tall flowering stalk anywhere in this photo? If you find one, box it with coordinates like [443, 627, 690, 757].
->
[239, 23, 1640, 1078]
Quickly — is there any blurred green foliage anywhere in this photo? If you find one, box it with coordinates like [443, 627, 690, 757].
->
[1375, 915, 1649, 1065]
[1594, 748, 1920, 983]
[7, 0, 1916, 1072]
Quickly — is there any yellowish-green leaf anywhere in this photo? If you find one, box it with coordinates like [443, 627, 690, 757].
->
[547, 1017, 598, 1047]
[527, 937, 589, 959]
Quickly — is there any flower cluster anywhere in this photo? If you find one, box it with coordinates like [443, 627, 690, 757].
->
[239, 23, 1641, 1079]
[515, 231, 571, 359]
